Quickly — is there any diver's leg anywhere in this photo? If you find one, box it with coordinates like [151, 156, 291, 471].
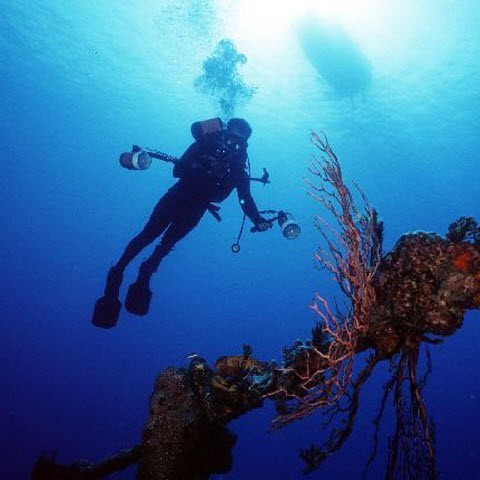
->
[92, 188, 180, 327]
[105, 186, 181, 297]
[125, 205, 207, 316]
[113, 196, 177, 273]
[137, 205, 207, 285]
[103, 221, 168, 301]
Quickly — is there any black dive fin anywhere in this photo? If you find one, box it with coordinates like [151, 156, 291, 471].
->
[125, 281, 152, 316]
[92, 296, 122, 328]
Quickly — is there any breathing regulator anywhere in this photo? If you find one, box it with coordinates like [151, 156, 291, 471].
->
[118, 137, 300, 253]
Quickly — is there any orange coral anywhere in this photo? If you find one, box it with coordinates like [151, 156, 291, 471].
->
[453, 251, 473, 271]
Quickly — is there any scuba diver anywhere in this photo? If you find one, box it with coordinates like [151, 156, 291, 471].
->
[92, 117, 271, 328]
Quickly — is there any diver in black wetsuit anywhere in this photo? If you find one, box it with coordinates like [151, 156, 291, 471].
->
[92, 118, 270, 328]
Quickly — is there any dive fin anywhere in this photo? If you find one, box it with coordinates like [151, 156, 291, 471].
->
[125, 281, 152, 316]
[92, 296, 122, 328]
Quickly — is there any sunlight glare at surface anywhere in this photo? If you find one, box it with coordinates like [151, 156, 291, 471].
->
[229, 0, 399, 54]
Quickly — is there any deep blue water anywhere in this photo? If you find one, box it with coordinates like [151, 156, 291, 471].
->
[1, 1, 480, 478]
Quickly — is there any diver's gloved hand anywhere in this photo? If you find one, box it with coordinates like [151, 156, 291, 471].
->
[254, 218, 271, 232]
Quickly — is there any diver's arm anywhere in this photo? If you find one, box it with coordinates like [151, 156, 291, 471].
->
[236, 173, 263, 224]
[173, 142, 199, 179]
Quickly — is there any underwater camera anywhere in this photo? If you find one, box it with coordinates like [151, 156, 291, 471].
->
[118, 143, 300, 253]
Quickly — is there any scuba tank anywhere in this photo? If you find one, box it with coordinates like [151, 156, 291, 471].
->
[191, 117, 223, 140]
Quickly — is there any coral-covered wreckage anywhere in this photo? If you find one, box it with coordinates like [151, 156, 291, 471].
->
[32, 133, 480, 480]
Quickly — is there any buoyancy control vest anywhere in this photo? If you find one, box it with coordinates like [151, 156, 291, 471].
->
[174, 119, 249, 201]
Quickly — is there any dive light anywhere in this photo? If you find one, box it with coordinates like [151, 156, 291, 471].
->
[119, 148, 152, 170]
[232, 210, 300, 253]
[250, 211, 300, 239]
[277, 211, 301, 240]
[119, 145, 178, 170]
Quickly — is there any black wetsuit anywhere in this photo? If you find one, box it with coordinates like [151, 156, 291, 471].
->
[115, 130, 262, 282]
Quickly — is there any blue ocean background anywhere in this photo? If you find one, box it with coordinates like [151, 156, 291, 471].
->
[1, 0, 479, 478]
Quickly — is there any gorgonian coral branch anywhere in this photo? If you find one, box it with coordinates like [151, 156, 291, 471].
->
[270, 132, 383, 427]
[307, 131, 382, 335]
